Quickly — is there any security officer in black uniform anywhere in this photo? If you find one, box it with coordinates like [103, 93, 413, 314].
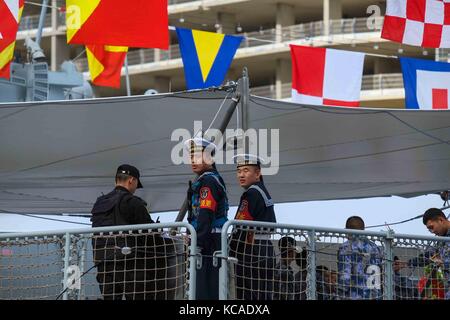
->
[91, 164, 155, 300]
[186, 138, 229, 300]
[230, 154, 276, 300]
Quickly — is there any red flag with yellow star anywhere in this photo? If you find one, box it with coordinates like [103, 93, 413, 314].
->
[86, 45, 128, 88]
[66, 0, 168, 49]
[0, 0, 24, 79]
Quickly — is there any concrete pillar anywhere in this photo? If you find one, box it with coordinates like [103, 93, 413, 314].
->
[276, 3, 295, 42]
[51, 36, 70, 71]
[50, 0, 69, 71]
[153, 76, 171, 94]
[275, 59, 291, 100]
[216, 12, 236, 34]
[154, 49, 161, 62]
[323, 0, 342, 36]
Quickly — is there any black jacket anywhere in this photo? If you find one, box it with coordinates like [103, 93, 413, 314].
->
[90, 187, 154, 262]
[91, 186, 153, 227]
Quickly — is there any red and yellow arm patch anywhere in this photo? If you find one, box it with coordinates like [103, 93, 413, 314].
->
[235, 200, 254, 221]
[199, 187, 217, 211]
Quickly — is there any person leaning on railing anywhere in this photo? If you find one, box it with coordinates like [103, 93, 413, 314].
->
[419, 208, 450, 300]
[337, 216, 383, 300]
[392, 255, 418, 300]
[273, 236, 305, 300]
[90, 164, 156, 300]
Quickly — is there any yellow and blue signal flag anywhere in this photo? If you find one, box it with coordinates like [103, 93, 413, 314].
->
[176, 27, 243, 89]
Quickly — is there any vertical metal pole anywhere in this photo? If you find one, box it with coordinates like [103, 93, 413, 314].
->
[238, 68, 250, 156]
[78, 236, 87, 300]
[62, 232, 71, 300]
[219, 222, 230, 300]
[383, 231, 394, 300]
[307, 230, 317, 300]
[36, 0, 49, 46]
[188, 227, 197, 300]
[239, 68, 250, 132]
[125, 54, 131, 96]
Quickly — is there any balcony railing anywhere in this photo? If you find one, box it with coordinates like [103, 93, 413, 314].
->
[250, 73, 404, 100]
[436, 49, 450, 62]
[361, 73, 404, 91]
[168, 0, 198, 4]
[18, 14, 52, 31]
[241, 17, 383, 48]
[75, 45, 182, 73]
[74, 17, 384, 72]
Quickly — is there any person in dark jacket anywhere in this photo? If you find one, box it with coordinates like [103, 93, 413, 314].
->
[91, 164, 155, 300]
[273, 236, 303, 300]
[230, 154, 276, 300]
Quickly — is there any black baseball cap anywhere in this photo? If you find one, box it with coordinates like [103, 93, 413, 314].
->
[116, 164, 143, 188]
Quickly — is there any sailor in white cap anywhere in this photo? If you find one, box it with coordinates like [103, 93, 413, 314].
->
[184, 137, 229, 300]
[233, 154, 275, 222]
[230, 154, 277, 300]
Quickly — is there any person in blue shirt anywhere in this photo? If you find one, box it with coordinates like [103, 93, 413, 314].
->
[393, 255, 418, 300]
[337, 216, 383, 300]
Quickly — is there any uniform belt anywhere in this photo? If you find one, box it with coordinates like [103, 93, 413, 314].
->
[253, 234, 271, 240]
[211, 227, 222, 233]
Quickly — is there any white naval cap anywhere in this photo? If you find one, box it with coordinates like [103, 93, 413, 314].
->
[232, 154, 266, 168]
[184, 137, 217, 156]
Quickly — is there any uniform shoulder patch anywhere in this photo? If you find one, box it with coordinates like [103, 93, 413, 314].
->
[199, 187, 217, 211]
[200, 188, 209, 199]
[235, 199, 253, 221]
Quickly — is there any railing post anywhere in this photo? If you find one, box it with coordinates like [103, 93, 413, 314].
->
[154, 48, 161, 62]
[383, 231, 394, 300]
[124, 55, 131, 96]
[219, 222, 230, 300]
[188, 229, 197, 300]
[306, 230, 317, 300]
[62, 232, 71, 300]
[139, 49, 145, 64]
[78, 235, 87, 300]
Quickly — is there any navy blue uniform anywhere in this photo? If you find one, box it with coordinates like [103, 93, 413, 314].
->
[231, 181, 276, 300]
[188, 170, 228, 300]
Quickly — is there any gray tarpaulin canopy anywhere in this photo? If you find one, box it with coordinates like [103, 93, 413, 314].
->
[0, 91, 449, 214]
